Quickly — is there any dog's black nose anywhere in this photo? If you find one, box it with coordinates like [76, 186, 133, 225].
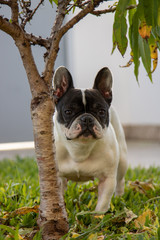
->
[80, 115, 94, 125]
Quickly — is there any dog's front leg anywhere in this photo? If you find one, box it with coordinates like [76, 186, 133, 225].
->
[95, 177, 116, 212]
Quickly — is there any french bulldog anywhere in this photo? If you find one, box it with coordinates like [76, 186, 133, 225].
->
[53, 66, 128, 212]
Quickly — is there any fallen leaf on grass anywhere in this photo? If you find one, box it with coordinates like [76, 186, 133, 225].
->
[12, 205, 39, 215]
[88, 233, 98, 240]
[87, 233, 104, 240]
[94, 215, 104, 220]
[18, 227, 34, 236]
[72, 232, 80, 238]
[125, 208, 137, 224]
[2, 205, 39, 219]
[129, 180, 155, 194]
[134, 209, 156, 229]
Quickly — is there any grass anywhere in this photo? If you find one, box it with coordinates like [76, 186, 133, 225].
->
[0, 157, 160, 239]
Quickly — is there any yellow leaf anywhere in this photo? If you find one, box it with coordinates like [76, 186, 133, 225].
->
[110, 201, 115, 212]
[138, 22, 152, 39]
[129, 180, 155, 194]
[0, 187, 5, 193]
[11, 205, 39, 217]
[94, 215, 104, 219]
[18, 234, 25, 239]
[134, 209, 155, 229]
[150, 43, 158, 73]
[120, 51, 133, 68]
[88, 233, 97, 240]
[72, 232, 80, 238]
[87, 199, 93, 208]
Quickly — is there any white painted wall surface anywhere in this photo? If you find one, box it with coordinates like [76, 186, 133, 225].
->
[0, 1, 65, 143]
[65, 2, 160, 125]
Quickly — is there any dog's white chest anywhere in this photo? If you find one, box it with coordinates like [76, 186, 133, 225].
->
[56, 125, 119, 182]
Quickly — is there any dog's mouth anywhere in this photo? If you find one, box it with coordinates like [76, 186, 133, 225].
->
[78, 128, 97, 138]
[75, 125, 99, 140]
[66, 127, 97, 140]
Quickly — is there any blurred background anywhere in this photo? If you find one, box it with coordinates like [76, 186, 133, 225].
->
[0, 1, 160, 167]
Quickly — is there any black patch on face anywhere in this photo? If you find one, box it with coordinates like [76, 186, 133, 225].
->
[56, 89, 84, 127]
[85, 90, 110, 128]
[56, 88, 110, 129]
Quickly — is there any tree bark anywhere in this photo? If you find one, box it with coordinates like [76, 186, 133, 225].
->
[14, 33, 69, 239]
[31, 94, 68, 240]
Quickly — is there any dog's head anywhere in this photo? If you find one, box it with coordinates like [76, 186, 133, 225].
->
[53, 67, 113, 140]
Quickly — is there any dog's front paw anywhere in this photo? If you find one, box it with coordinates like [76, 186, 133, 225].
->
[95, 202, 110, 213]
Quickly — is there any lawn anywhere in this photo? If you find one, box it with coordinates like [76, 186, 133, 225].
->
[0, 157, 160, 239]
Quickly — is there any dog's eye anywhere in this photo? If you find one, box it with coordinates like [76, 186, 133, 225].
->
[98, 109, 105, 116]
[65, 110, 72, 115]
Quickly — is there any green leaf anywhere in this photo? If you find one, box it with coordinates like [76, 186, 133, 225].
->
[112, 0, 131, 56]
[33, 230, 42, 240]
[49, 0, 53, 5]
[53, 0, 58, 5]
[157, 227, 160, 240]
[0, 225, 19, 239]
[130, 11, 140, 80]
[142, 0, 154, 26]
[152, 0, 159, 27]
[158, 1, 160, 26]
[128, 0, 137, 26]
[114, 14, 128, 56]
[49, 0, 58, 6]
[137, 0, 145, 22]
[138, 36, 152, 81]
[116, 0, 131, 12]
[128, 0, 137, 47]
[137, 0, 158, 27]
[113, 6, 129, 55]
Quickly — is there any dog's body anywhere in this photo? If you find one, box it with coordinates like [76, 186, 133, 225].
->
[53, 67, 128, 212]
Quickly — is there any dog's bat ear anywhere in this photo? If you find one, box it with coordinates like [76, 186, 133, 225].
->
[53, 66, 74, 102]
[93, 67, 113, 105]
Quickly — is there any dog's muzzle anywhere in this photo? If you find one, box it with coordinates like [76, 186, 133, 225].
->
[64, 113, 104, 140]
[77, 114, 96, 138]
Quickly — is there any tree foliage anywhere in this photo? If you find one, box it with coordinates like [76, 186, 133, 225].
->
[113, 0, 160, 81]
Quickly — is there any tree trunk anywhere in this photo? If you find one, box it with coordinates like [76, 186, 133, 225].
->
[31, 93, 68, 240]
[14, 36, 69, 239]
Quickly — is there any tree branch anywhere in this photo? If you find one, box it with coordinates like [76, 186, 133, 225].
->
[0, 0, 11, 6]
[60, 1, 99, 36]
[43, 0, 103, 87]
[91, 4, 137, 16]
[21, 0, 44, 29]
[42, 0, 70, 86]
[15, 35, 49, 97]
[0, 15, 19, 37]
[10, 0, 19, 23]
[24, 32, 50, 49]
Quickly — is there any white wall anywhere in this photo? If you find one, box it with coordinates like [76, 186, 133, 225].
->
[0, 1, 65, 143]
[65, 3, 160, 125]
